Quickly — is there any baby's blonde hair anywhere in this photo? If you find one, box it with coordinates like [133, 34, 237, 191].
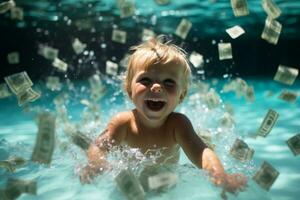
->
[124, 35, 191, 101]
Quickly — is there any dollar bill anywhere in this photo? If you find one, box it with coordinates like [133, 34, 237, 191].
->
[72, 38, 87, 55]
[253, 161, 279, 191]
[257, 109, 279, 137]
[231, 0, 249, 17]
[46, 76, 61, 91]
[226, 25, 245, 39]
[262, 0, 281, 19]
[148, 172, 178, 190]
[220, 112, 235, 128]
[286, 134, 300, 156]
[273, 65, 299, 85]
[63, 123, 92, 150]
[120, 53, 130, 68]
[115, 169, 145, 200]
[74, 19, 93, 30]
[52, 57, 68, 72]
[142, 29, 155, 41]
[175, 18, 192, 40]
[7, 52, 19, 64]
[204, 89, 221, 109]
[17, 87, 41, 106]
[218, 43, 233, 60]
[118, 0, 135, 18]
[261, 17, 282, 45]
[112, 29, 127, 44]
[5, 178, 37, 199]
[10, 6, 23, 20]
[0, 83, 12, 99]
[155, 0, 170, 5]
[0, 156, 26, 172]
[31, 111, 56, 165]
[245, 85, 255, 102]
[4, 71, 33, 95]
[38, 44, 58, 60]
[189, 51, 204, 68]
[106, 60, 119, 76]
[230, 138, 254, 161]
[0, 0, 15, 14]
[278, 90, 298, 103]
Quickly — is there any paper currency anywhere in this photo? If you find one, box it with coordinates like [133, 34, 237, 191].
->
[7, 52, 19, 64]
[38, 45, 59, 60]
[230, 138, 254, 161]
[5, 178, 37, 199]
[220, 112, 235, 128]
[231, 0, 249, 17]
[273, 65, 298, 85]
[175, 18, 192, 40]
[0, 0, 15, 14]
[120, 53, 130, 68]
[0, 83, 12, 99]
[261, 17, 282, 45]
[112, 29, 127, 44]
[253, 161, 279, 191]
[31, 112, 56, 165]
[46, 76, 61, 91]
[148, 172, 178, 190]
[63, 123, 92, 150]
[4, 71, 33, 95]
[245, 85, 255, 102]
[155, 0, 170, 5]
[106, 60, 119, 76]
[10, 6, 23, 20]
[72, 38, 87, 55]
[286, 134, 300, 156]
[189, 51, 204, 68]
[0, 156, 27, 172]
[218, 43, 233, 60]
[52, 57, 68, 72]
[142, 29, 155, 41]
[74, 19, 93, 30]
[204, 89, 221, 109]
[17, 87, 41, 106]
[262, 0, 281, 19]
[118, 0, 135, 18]
[226, 25, 245, 39]
[278, 90, 298, 103]
[257, 109, 279, 137]
[115, 169, 145, 200]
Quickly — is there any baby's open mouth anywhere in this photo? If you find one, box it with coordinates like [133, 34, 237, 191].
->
[145, 99, 166, 111]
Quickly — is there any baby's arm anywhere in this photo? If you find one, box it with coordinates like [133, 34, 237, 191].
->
[173, 113, 246, 192]
[80, 112, 128, 183]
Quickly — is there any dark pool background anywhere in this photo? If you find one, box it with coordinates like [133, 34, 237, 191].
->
[0, 0, 300, 200]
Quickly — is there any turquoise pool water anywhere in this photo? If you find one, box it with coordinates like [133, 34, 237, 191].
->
[0, 78, 299, 200]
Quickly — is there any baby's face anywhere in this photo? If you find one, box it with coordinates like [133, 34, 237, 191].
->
[129, 62, 185, 124]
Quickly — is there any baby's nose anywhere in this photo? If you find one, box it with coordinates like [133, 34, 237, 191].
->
[151, 83, 162, 93]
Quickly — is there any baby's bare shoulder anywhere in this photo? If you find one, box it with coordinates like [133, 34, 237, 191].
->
[168, 112, 191, 124]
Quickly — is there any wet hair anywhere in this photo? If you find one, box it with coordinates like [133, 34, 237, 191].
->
[124, 35, 191, 101]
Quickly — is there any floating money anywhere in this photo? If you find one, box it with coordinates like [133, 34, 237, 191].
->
[0, 0, 15, 14]
[245, 85, 255, 102]
[7, 52, 19, 64]
[115, 169, 145, 200]
[148, 172, 178, 190]
[257, 109, 279, 137]
[31, 112, 56, 165]
[106, 60, 118, 76]
[118, 0, 135, 18]
[63, 123, 92, 150]
[278, 90, 298, 103]
[273, 65, 298, 85]
[189, 51, 204, 68]
[38, 45, 58, 60]
[220, 112, 235, 128]
[120, 53, 130, 68]
[230, 0, 249, 17]
[286, 134, 300, 156]
[204, 89, 221, 109]
[72, 38, 87, 55]
[142, 29, 155, 41]
[0, 83, 12, 99]
[230, 138, 254, 161]
[218, 43, 232, 60]
[17, 87, 41, 106]
[4, 178, 37, 199]
[154, 0, 170, 5]
[235, 78, 248, 97]
[261, 17, 282, 45]
[46, 76, 61, 91]
[4, 71, 33, 95]
[10, 6, 23, 20]
[262, 0, 281, 19]
[224, 103, 234, 115]
[226, 25, 245, 39]
[112, 29, 127, 44]
[52, 57, 68, 72]
[0, 156, 27, 172]
[253, 161, 279, 191]
[175, 18, 192, 40]
[74, 19, 93, 30]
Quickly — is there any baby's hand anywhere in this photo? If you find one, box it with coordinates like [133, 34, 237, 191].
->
[79, 163, 111, 184]
[222, 173, 247, 193]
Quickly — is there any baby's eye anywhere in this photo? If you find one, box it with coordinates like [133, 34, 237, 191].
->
[163, 79, 176, 87]
[138, 77, 151, 85]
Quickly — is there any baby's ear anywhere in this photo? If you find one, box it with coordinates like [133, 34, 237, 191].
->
[179, 90, 187, 103]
